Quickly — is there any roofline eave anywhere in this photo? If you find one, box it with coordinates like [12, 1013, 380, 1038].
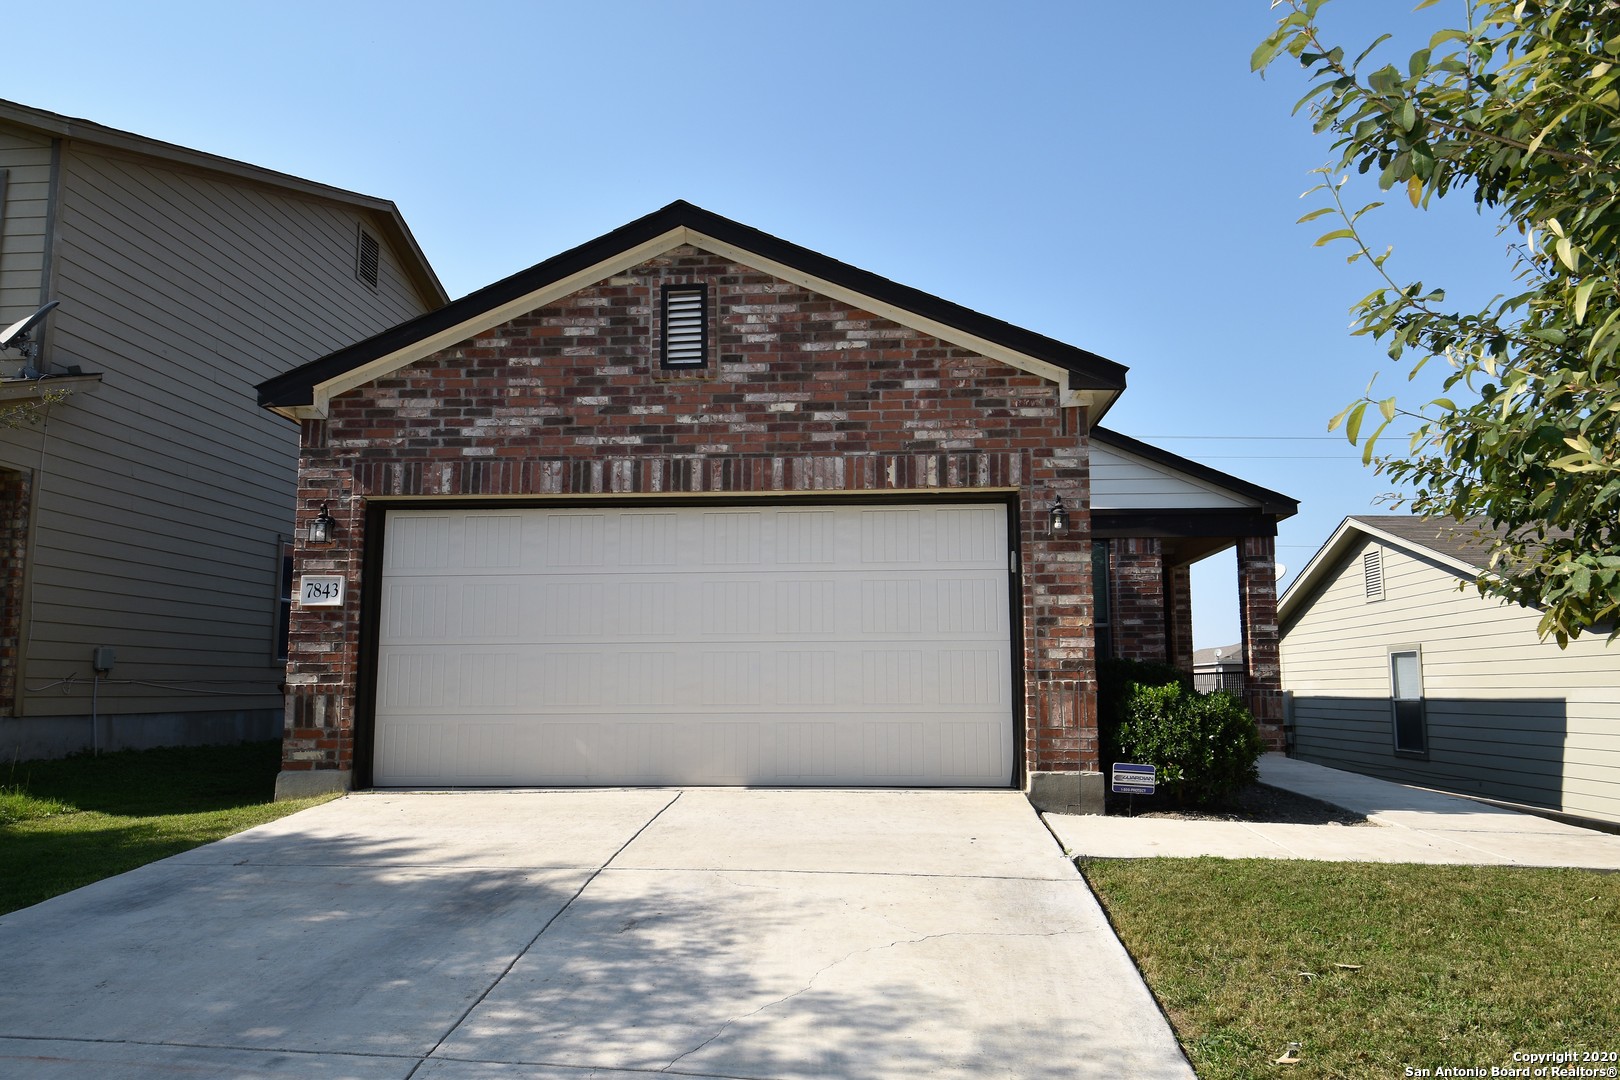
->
[258, 203, 1132, 413]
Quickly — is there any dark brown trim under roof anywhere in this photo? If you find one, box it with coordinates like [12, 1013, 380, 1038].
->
[256, 200, 1130, 410]
[1092, 427, 1298, 518]
[1091, 508, 1283, 539]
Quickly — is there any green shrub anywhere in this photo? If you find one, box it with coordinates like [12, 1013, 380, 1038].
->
[1096, 657, 1193, 766]
[1116, 683, 1264, 806]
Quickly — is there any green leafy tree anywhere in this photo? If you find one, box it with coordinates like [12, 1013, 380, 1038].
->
[1, 396, 60, 430]
[1255, 0, 1620, 644]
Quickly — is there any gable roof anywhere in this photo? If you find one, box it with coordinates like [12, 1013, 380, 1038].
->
[1278, 515, 1499, 625]
[256, 200, 1130, 419]
[1090, 427, 1298, 516]
[0, 98, 447, 311]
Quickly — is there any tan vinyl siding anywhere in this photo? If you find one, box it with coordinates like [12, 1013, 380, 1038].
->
[1281, 536, 1620, 825]
[0, 124, 52, 341]
[0, 139, 432, 719]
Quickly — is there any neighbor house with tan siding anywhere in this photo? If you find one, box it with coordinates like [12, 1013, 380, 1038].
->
[1279, 515, 1619, 827]
[0, 99, 445, 759]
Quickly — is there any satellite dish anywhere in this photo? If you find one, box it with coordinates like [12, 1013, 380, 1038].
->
[1, 301, 61, 378]
[1275, 563, 1288, 579]
[0, 300, 60, 358]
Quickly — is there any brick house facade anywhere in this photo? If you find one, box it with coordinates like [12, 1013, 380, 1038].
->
[259, 203, 1294, 811]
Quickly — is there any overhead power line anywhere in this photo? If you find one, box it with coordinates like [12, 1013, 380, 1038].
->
[1131, 434, 1418, 442]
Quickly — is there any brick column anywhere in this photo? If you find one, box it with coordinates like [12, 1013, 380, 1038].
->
[1237, 535, 1285, 750]
[1020, 417, 1103, 815]
[275, 444, 363, 799]
[1167, 562, 1194, 675]
[1110, 538, 1167, 663]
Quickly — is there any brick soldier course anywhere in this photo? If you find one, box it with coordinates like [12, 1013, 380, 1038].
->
[260, 202, 1291, 810]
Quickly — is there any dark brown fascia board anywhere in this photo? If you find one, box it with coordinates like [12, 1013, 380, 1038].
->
[1091, 508, 1281, 539]
[1092, 426, 1299, 518]
[256, 200, 1130, 411]
[0, 98, 448, 309]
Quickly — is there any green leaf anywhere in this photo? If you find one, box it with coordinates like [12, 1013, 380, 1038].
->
[1251, 33, 1287, 73]
[1315, 229, 1357, 247]
[1296, 207, 1337, 224]
[1574, 280, 1595, 324]
[1344, 401, 1369, 444]
[1362, 417, 1393, 464]
[1555, 237, 1577, 272]
[1379, 397, 1397, 422]
[1356, 36, 1395, 71]
[1407, 174, 1423, 207]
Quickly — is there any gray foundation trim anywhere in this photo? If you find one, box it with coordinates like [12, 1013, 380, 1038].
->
[1026, 770, 1105, 815]
[275, 769, 352, 800]
[1, 708, 282, 762]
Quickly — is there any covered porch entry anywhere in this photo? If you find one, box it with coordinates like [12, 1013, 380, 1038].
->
[1088, 429, 1298, 747]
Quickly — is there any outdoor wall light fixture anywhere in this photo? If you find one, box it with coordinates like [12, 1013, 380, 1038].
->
[1048, 496, 1069, 536]
[310, 502, 337, 544]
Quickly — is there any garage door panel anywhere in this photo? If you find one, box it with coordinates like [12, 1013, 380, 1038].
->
[776, 509, 836, 564]
[941, 722, 1008, 780]
[374, 504, 1014, 788]
[377, 643, 1010, 716]
[936, 506, 1004, 561]
[374, 711, 1014, 788]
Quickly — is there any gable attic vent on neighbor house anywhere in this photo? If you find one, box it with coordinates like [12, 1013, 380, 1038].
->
[1363, 548, 1385, 601]
[356, 227, 380, 289]
[661, 283, 707, 368]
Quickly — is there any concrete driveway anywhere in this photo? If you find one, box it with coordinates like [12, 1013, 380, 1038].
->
[0, 789, 1191, 1079]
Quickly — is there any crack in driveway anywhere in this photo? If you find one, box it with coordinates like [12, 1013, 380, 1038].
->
[406, 791, 684, 1079]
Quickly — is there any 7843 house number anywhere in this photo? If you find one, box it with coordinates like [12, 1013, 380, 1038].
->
[298, 575, 345, 607]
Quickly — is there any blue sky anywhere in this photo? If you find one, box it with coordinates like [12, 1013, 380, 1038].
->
[5, 1, 1512, 646]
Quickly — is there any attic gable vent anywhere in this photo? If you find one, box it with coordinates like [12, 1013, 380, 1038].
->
[661, 283, 707, 368]
[1363, 548, 1385, 601]
[356, 227, 380, 289]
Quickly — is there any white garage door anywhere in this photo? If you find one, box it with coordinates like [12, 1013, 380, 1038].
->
[372, 503, 1014, 787]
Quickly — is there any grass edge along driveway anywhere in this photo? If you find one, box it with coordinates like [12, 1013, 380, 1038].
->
[1, 741, 333, 916]
[1080, 856, 1620, 1080]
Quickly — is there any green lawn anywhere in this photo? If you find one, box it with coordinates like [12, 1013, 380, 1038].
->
[1081, 857, 1620, 1080]
[0, 741, 333, 915]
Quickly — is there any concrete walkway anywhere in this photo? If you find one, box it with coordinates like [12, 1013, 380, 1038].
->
[0, 788, 1192, 1080]
[1046, 754, 1620, 868]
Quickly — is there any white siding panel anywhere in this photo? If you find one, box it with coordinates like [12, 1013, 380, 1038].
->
[373, 503, 1016, 788]
[1090, 442, 1253, 510]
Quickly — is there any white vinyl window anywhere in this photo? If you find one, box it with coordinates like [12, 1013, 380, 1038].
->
[1389, 648, 1426, 755]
